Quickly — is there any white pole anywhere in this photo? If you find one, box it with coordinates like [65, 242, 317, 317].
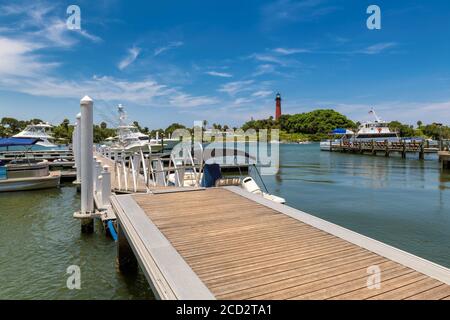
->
[75, 113, 82, 183]
[80, 96, 94, 215]
[101, 165, 111, 207]
[95, 160, 102, 192]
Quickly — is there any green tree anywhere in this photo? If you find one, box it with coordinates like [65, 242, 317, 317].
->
[165, 123, 186, 136]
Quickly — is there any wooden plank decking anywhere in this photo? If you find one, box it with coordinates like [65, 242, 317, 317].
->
[112, 187, 450, 300]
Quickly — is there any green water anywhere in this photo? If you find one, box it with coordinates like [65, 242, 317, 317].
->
[1, 143, 449, 299]
[0, 185, 153, 299]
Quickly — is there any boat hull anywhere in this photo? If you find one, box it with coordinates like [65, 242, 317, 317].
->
[0, 172, 61, 192]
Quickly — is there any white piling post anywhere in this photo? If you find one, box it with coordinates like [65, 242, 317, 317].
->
[95, 160, 102, 193]
[75, 113, 82, 184]
[102, 165, 111, 207]
[80, 96, 94, 233]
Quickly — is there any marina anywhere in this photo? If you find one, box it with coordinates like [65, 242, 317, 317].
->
[59, 97, 450, 300]
[1, 1, 450, 306]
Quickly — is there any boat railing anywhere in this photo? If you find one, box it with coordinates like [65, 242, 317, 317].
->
[96, 142, 205, 191]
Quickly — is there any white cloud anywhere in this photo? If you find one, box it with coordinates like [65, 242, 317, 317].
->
[273, 47, 309, 55]
[218, 80, 254, 96]
[118, 47, 141, 70]
[205, 71, 233, 78]
[250, 53, 286, 65]
[261, 0, 338, 27]
[233, 97, 254, 106]
[253, 64, 276, 76]
[154, 41, 184, 56]
[361, 42, 397, 55]
[0, 2, 101, 47]
[169, 94, 219, 108]
[252, 90, 273, 98]
[0, 37, 54, 77]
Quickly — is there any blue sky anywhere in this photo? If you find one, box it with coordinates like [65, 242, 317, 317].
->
[0, 0, 449, 128]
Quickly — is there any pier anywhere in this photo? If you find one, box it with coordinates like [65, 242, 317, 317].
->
[0, 149, 73, 162]
[111, 186, 450, 300]
[326, 140, 439, 159]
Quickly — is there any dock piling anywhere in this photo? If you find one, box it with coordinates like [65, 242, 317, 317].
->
[75, 113, 82, 184]
[117, 222, 137, 273]
[101, 165, 111, 207]
[80, 96, 94, 233]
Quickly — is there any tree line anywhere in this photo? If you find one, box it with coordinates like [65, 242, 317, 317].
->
[2, 110, 450, 144]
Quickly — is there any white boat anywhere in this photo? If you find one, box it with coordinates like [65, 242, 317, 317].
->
[0, 159, 61, 192]
[320, 109, 399, 151]
[111, 104, 163, 153]
[13, 123, 57, 148]
[320, 129, 354, 151]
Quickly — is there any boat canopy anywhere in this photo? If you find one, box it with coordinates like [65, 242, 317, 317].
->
[0, 138, 40, 147]
[331, 128, 354, 135]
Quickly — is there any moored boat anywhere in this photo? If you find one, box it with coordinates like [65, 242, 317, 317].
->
[0, 138, 61, 192]
[320, 109, 399, 151]
[13, 122, 58, 148]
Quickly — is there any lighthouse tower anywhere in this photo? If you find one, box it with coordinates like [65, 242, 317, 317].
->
[275, 93, 282, 120]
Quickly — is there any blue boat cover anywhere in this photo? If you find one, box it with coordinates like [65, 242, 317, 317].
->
[0, 138, 40, 147]
[200, 163, 222, 188]
[331, 128, 347, 134]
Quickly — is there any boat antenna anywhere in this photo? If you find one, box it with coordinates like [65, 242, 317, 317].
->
[369, 108, 381, 122]
[118, 104, 127, 126]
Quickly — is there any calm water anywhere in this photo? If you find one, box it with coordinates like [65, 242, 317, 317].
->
[265, 144, 450, 268]
[0, 185, 153, 299]
[1, 143, 449, 299]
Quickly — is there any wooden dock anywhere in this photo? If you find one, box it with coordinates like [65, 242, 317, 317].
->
[328, 140, 439, 159]
[439, 151, 450, 169]
[0, 149, 73, 162]
[110, 187, 450, 300]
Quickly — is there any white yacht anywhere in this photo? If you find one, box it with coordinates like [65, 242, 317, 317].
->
[353, 109, 399, 141]
[112, 104, 163, 153]
[320, 109, 399, 151]
[13, 123, 57, 148]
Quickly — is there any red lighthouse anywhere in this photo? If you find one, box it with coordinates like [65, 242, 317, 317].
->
[275, 93, 282, 120]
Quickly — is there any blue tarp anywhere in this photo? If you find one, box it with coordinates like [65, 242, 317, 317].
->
[0, 138, 40, 147]
[331, 128, 347, 134]
[200, 163, 222, 188]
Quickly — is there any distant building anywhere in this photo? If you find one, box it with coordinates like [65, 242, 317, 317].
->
[275, 93, 282, 120]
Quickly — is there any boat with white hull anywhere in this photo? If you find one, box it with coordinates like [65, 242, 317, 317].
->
[320, 109, 399, 151]
[109, 104, 163, 153]
[13, 123, 58, 148]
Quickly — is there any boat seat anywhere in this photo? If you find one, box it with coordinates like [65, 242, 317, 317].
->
[215, 177, 242, 187]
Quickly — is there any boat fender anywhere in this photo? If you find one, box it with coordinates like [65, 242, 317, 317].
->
[242, 177, 262, 195]
[107, 220, 118, 241]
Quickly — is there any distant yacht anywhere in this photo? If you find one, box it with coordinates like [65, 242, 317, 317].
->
[353, 109, 399, 141]
[13, 123, 57, 148]
[320, 109, 399, 151]
[110, 104, 163, 152]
